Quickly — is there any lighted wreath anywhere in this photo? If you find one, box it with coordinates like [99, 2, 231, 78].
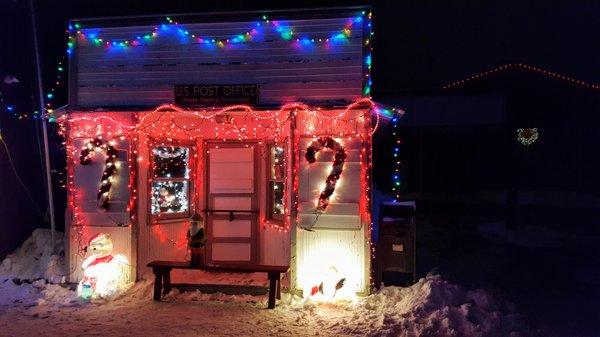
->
[305, 137, 347, 212]
[516, 128, 539, 146]
[79, 137, 118, 209]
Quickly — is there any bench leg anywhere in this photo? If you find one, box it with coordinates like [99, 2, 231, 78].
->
[153, 268, 163, 301]
[267, 272, 278, 309]
[163, 268, 172, 295]
[276, 273, 281, 300]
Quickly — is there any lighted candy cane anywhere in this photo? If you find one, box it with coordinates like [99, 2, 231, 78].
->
[305, 137, 347, 212]
[79, 137, 118, 210]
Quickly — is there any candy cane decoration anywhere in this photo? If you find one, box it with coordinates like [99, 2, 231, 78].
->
[79, 137, 118, 210]
[305, 137, 347, 212]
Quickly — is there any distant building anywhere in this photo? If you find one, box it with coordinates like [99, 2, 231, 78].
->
[376, 63, 600, 225]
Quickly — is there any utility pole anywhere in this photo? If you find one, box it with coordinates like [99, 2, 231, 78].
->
[29, 0, 56, 251]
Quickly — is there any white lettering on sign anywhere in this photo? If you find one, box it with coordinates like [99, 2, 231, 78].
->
[174, 84, 259, 106]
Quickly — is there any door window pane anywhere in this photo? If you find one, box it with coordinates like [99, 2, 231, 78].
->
[152, 146, 190, 178]
[151, 181, 189, 214]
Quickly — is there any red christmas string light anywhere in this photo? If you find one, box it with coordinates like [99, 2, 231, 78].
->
[62, 98, 386, 249]
[442, 62, 600, 91]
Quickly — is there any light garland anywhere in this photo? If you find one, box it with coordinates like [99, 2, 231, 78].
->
[516, 128, 539, 146]
[390, 114, 401, 201]
[61, 98, 384, 140]
[69, 14, 366, 52]
[78, 137, 119, 209]
[63, 98, 388, 240]
[442, 63, 600, 91]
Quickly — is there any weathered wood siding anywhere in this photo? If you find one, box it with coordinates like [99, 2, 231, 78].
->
[72, 16, 366, 107]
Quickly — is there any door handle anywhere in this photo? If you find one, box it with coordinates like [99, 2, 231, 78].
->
[202, 209, 258, 222]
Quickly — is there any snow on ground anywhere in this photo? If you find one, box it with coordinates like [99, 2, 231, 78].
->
[0, 229, 536, 337]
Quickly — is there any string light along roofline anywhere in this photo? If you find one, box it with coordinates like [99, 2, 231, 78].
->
[67, 12, 368, 53]
[442, 63, 600, 91]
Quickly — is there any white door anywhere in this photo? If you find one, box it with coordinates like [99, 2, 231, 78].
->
[205, 142, 258, 266]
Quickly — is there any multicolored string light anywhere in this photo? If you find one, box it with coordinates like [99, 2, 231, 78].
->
[68, 13, 367, 53]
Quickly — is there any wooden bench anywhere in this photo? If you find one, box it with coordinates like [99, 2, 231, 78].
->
[146, 261, 289, 309]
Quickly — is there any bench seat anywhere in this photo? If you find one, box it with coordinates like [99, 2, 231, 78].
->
[146, 261, 289, 309]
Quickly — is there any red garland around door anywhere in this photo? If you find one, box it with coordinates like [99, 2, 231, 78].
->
[79, 137, 118, 209]
[305, 137, 347, 212]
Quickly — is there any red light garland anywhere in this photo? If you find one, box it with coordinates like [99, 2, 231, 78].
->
[63, 98, 388, 251]
[442, 62, 600, 91]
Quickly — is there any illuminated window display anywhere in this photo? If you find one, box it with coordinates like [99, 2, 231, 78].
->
[151, 146, 191, 216]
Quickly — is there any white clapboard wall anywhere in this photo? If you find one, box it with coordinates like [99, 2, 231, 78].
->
[71, 13, 367, 107]
[295, 136, 368, 295]
[67, 138, 134, 283]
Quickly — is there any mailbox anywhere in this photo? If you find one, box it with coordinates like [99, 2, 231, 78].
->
[376, 201, 416, 286]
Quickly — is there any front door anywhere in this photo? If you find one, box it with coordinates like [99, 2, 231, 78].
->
[205, 142, 258, 266]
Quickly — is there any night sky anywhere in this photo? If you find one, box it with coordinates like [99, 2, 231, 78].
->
[2, 0, 600, 96]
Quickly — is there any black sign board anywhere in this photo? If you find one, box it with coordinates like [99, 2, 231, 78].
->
[174, 84, 259, 106]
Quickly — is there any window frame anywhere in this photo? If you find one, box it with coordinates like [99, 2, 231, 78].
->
[265, 141, 286, 223]
[149, 140, 194, 222]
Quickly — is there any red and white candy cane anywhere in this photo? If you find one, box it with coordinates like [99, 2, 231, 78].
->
[79, 137, 118, 210]
[305, 137, 347, 212]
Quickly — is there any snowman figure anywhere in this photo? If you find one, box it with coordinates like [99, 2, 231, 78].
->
[77, 233, 128, 299]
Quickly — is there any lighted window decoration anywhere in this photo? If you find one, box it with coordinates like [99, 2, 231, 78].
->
[79, 137, 119, 209]
[268, 145, 285, 221]
[305, 137, 347, 212]
[151, 146, 191, 217]
[516, 128, 539, 146]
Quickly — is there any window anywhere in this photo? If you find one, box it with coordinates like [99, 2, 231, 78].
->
[151, 145, 191, 218]
[267, 144, 285, 221]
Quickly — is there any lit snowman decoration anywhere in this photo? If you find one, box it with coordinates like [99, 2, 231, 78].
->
[77, 233, 128, 299]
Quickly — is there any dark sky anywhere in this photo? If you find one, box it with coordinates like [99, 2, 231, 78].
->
[2, 0, 599, 96]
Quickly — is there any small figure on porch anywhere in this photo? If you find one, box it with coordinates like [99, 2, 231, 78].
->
[77, 233, 128, 299]
[187, 213, 206, 267]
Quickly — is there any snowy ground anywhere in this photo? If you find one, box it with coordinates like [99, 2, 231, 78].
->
[416, 211, 600, 337]
[0, 229, 536, 337]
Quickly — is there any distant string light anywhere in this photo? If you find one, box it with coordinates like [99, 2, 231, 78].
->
[442, 63, 600, 91]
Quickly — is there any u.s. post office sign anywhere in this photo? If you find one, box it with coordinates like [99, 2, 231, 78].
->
[174, 84, 259, 106]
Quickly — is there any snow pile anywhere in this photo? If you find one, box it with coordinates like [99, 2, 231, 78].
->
[0, 229, 66, 283]
[324, 275, 531, 337]
[35, 281, 80, 307]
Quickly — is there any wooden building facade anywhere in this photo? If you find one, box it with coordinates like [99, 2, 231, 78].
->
[63, 7, 376, 297]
